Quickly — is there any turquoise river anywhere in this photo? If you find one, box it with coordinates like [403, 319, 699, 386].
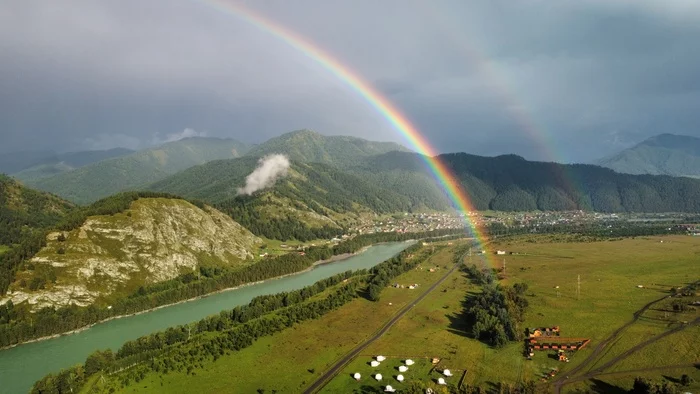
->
[0, 241, 412, 394]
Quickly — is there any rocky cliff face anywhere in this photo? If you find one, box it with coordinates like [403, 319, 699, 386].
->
[2, 198, 261, 310]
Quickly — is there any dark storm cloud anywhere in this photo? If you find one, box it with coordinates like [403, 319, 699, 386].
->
[0, 0, 698, 162]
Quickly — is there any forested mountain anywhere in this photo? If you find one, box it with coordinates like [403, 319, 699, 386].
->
[13, 148, 134, 182]
[1, 196, 261, 311]
[245, 129, 410, 168]
[0, 175, 74, 247]
[25, 137, 249, 204]
[441, 152, 700, 212]
[147, 156, 413, 240]
[596, 133, 700, 177]
[347, 151, 452, 211]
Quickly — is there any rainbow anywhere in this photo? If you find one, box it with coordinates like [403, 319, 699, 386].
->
[199, 0, 495, 264]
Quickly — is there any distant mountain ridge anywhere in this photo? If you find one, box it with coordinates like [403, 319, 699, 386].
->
[596, 133, 700, 177]
[245, 129, 410, 168]
[25, 137, 248, 204]
[13, 148, 135, 182]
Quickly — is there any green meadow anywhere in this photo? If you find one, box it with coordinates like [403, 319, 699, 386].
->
[101, 235, 698, 393]
[325, 235, 699, 392]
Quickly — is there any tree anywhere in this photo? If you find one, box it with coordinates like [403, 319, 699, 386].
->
[632, 377, 653, 394]
[85, 349, 114, 376]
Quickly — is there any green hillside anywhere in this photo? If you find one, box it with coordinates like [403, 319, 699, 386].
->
[1, 197, 261, 310]
[245, 129, 410, 168]
[0, 175, 75, 295]
[13, 148, 134, 182]
[0, 174, 74, 246]
[596, 133, 700, 177]
[147, 157, 413, 240]
[26, 138, 249, 204]
[347, 151, 452, 211]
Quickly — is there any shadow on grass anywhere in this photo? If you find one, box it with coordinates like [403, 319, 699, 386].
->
[357, 286, 373, 302]
[589, 378, 626, 394]
[662, 374, 681, 384]
[353, 385, 383, 394]
[445, 289, 478, 338]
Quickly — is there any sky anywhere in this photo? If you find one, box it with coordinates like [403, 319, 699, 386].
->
[1, 1, 699, 163]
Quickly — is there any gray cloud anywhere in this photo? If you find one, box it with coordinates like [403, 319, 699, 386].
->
[0, 0, 699, 163]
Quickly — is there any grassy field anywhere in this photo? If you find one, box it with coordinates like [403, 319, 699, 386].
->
[109, 242, 464, 394]
[256, 237, 329, 259]
[0, 245, 9, 255]
[327, 235, 699, 392]
[105, 235, 698, 393]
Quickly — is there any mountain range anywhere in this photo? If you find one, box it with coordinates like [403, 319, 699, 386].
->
[5, 130, 700, 218]
[5, 130, 700, 315]
[596, 133, 700, 177]
[21, 137, 249, 204]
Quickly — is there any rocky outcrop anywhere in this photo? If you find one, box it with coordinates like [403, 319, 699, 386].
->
[1, 198, 261, 310]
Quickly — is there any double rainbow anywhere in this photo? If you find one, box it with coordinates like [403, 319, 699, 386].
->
[201, 1, 493, 261]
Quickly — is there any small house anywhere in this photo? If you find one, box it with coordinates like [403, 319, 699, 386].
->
[396, 375, 404, 382]
[353, 373, 361, 381]
[398, 365, 408, 372]
[375, 374, 383, 381]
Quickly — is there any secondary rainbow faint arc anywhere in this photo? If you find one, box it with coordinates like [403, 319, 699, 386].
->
[200, 0, 493, 259]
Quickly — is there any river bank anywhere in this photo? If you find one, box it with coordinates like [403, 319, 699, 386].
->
[0, 243, 381, 351]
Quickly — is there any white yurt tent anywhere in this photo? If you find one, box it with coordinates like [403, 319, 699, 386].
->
[376, 355, 386, 362]
[396, 374, 404, 382]
[384, 385, 396, 392]
[437, 377, 446, 385]
[398, 365, 408, 372]
[405, 359, 415, 366]
[371, 361, 380, 367]
[375, 373, 383, 381]
[443, 369, 452, 376]
[353, 373, 361, 381]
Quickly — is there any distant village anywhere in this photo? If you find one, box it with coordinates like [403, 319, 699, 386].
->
[348, 210, 700, 236]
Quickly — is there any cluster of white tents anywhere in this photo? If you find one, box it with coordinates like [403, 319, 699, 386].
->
[353, 356, 454, 390]
[353, 356, 422, 391]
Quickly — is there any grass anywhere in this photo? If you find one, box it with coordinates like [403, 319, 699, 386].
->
[321, 357, 438, 393]
[112, 243, 463, 394]
[329, 235, 700, 390]
[255, 237, 329, 259]
[0, 245, 9, 255]
[107, 235, 699, 393]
